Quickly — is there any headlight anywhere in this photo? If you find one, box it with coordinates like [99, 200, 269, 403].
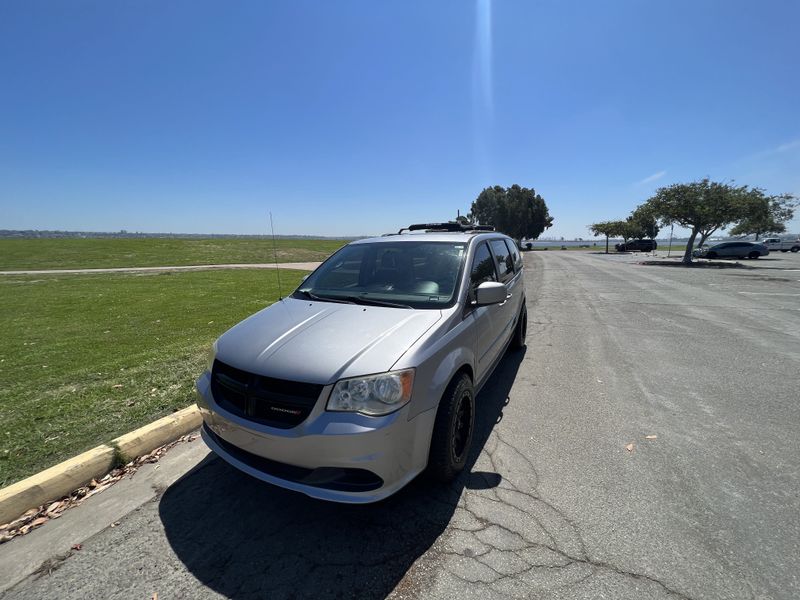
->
[327, 369, 415, 416]
[205, 342, 217, 372]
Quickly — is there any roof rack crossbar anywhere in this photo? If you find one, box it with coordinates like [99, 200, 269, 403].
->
[397, 222, 496, 234]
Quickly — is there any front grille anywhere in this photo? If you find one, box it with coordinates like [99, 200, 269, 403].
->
[210, 360, 324, 429]
[204, 424, 384, 492]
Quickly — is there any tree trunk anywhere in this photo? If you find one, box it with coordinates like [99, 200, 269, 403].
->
[682, 229, 699, 264]
[605, 235, 609, 254]
[755, 232, 760, 241]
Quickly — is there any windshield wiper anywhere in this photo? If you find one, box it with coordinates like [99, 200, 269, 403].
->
[295, 290, 356, 304]
[343, 296, 413, 309]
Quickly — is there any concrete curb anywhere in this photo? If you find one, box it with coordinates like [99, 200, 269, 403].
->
[0, 405, 202, 526]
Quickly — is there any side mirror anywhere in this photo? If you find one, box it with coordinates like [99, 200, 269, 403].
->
[475, 281, 509, 306]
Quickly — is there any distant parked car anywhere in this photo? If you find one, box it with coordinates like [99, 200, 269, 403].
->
[615, 239, 657, 252]
[761, 237, 800, 253]
[693, 241, 769, 259]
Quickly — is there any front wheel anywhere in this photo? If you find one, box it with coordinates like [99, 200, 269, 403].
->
[791, 246, 800, 253]
[510, 305, 527, 351]
[748, 251, 760, 259]
[428, 373, 475, 482]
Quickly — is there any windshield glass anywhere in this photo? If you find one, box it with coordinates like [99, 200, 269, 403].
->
[294, 241, 467, 309]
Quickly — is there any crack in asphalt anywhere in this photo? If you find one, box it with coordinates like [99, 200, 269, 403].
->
[415, 429, 695, 599]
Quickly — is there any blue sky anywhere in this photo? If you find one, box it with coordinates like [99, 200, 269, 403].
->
[1, 0, 798, 238]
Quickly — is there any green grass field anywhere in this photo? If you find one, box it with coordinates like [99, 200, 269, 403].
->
[0, 268, 307, 487]
[0, 237, 347, 270]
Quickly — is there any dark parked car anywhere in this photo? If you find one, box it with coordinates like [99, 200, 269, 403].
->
[615, 239, 657, 252]
[692, 241, 769, 259]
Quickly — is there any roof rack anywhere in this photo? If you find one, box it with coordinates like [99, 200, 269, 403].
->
[396, 222, 496, 234]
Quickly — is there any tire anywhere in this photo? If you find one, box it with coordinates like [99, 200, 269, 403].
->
[428, 373, 475, 482]
[791, 246, 800, 253]
[510, 305, 527, 351]
[748, 251, 760, 259]
[707, 251, 717, 259]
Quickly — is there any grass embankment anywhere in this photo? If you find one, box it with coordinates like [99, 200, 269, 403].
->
[0, 269, 307, 487]
[0, 237, 346, 270]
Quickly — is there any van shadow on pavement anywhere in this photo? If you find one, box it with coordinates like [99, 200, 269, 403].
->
[159, 349, 526, 599]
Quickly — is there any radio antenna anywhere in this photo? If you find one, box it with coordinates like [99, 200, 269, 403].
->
[269, 212, 283, 300]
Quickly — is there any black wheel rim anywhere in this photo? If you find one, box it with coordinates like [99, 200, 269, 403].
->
[451, 392, 473, 463]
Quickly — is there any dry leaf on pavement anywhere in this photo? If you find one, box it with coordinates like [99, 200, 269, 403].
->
[625, 443, 634, 452]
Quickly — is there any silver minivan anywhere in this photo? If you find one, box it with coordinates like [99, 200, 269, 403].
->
[195, 223, 527, 503]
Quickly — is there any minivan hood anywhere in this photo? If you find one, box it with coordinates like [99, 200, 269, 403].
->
[215, 298, 442, 384]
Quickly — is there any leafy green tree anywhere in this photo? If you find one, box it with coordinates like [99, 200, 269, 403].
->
[620, 220, 647, 242]
[470, 185, 553, 240]
[629, 204, 661, 239]
[643, 179, 749, 264]
[729, 190, 796, 240]
[589, 220, 629, 253]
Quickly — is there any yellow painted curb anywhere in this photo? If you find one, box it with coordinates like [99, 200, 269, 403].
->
[0, 446, 115, 526]
[112, 405, 202, 460]
[0, 405, 201, 527]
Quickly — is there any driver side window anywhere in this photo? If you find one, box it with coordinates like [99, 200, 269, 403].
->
[470, 242, 497, 300]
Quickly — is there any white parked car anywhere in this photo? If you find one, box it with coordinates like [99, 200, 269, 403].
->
[761, 238, 800, 253]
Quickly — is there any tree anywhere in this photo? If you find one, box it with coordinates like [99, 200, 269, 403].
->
[728, 190, 796, 240]
[628, 204, 661, 239]
[469, 185, 553, 240]
[589, 220, 629, 253]
[620, 220, 647, 242]
[643, 179, 749, 264]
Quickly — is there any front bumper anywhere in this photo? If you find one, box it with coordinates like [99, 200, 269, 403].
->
[195, 371, 436, 503]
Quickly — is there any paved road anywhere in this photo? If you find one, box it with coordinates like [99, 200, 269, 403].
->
[0, 262, 322, 275]
[2, 251, 799, 599]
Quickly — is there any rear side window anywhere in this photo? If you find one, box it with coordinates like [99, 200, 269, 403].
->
[470, 242, 496, 289]
[505, 239, 522, 271]
[490, 239, 514, 282]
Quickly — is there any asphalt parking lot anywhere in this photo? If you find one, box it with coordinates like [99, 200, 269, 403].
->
[2, 250, 799, 599]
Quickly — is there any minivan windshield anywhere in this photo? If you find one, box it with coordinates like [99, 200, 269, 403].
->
[294, 241, 467, 309]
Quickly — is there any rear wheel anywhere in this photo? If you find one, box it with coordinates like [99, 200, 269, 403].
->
[510, 305, 527, 351]
[428, 373, 475, 482]
[748, 251, 760, 259]
[791, 246, 800, 253]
